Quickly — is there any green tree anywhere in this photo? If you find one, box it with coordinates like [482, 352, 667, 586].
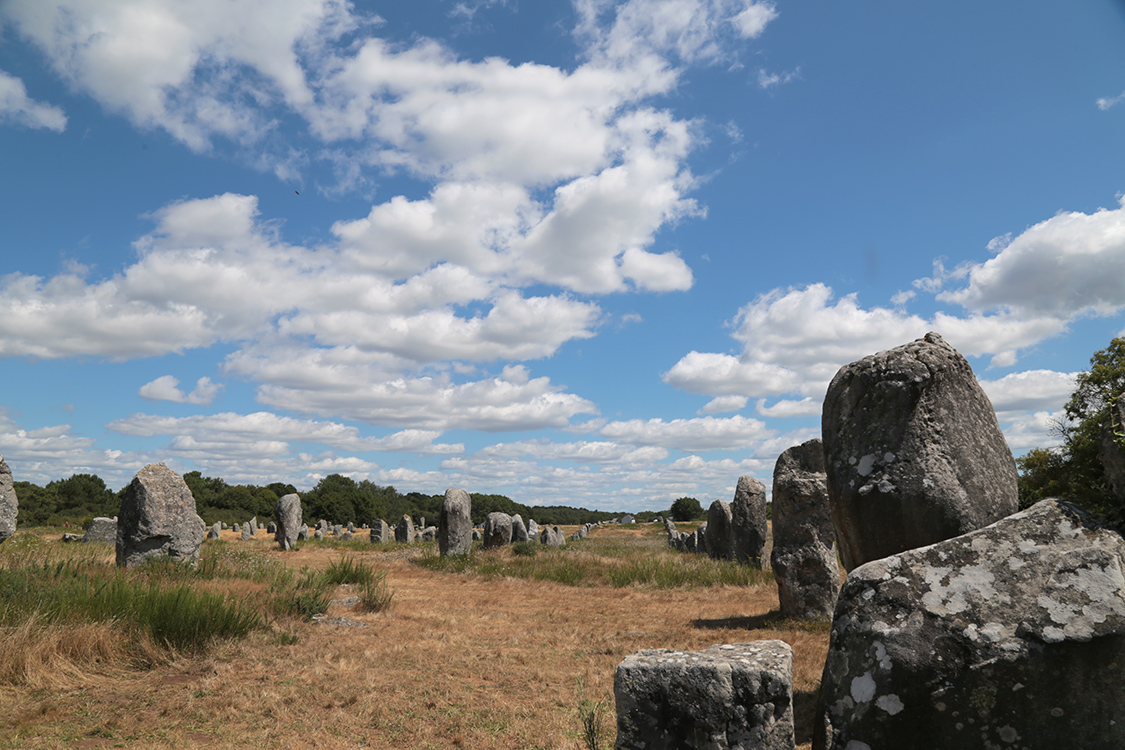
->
[1017, 336, 1125, 529]
[669, 496, 703, 522]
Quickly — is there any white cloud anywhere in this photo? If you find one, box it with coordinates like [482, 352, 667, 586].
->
[998, 410, 1065, 454]
[138, 375, 222, 405]
[1097, 91, 1125, 111]
[756, 66, 799, 90]
[939, 197, 1125, 318]
[698, 395, 748, 414]
[754, 397, 819, 418]
[978, 370, 1078, 418]
[598, 414, 774, 451]
[0, 69, 66, 131]
[730, 2, 777, 39]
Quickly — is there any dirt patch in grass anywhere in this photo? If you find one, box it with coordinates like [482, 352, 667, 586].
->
[0, 526, 827, 749]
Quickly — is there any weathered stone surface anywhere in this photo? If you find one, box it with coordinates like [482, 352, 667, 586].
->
[241, 524, 251, 540]
[822, 332, 1019, 572]
[116, 463, 205, 568]
[207, 522, 221, 540]
[61, 532, 82, 543]
[472, 529, 482, 541]
[615, 640, 794, 750]
[347, 521, 355, 532]
[0, 457, 17, 543]
[249, 517, 258, 535]
[814, 499, 1125, 750]
[395, 514, 414, 543]
[770, 439, 838, 620]
[314, 528, 325, 540]
[317, 518, 329, 533]
[370, 520, 390, 544]
[275, 493, 302, 551]
[233, 523, 240, 533]
[267, 521, 277, 534]
[83, 517, 117, 545]
[527, 519, 540, 540]
[419, 527, 436, 542]
[438, 488, 473, 556]
[511, 514, 529, 543]
[620, 514, 636, 524]
[297, 525, 309, 541]
[732, 476, 768, 566]
[341, 530, 354, 540]
[692, 522, 709, 555]
[483, 512, 513, 549]
[540, 525, 565, 547]
[706, 500, 735, 560]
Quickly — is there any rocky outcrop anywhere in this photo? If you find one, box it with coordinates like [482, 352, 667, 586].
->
[275, 493, 302, 550]
[706, 500, 734, 561]
[116, 463, 205, 568]
[0, 457, 17, 544]
[439, 488, 472, 556]
[732, 476, 768, 566]
[770, 439, 838, 619]
[822, 332, 1019, 571]
[615, 641, 794, 750]
[814, 499, 1125, 750]
[483, 512, 513, 549]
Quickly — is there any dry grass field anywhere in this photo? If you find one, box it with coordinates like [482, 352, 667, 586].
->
[0, 523, 830, 750]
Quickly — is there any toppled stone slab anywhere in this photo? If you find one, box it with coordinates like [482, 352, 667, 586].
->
[116, 463, 205, 568]
[615, 640, 794, 750]
[815, 499, 1125, 750]
[822, 333, 1019, 571]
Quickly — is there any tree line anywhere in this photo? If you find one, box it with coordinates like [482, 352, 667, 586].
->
[13, 470, 672, 529]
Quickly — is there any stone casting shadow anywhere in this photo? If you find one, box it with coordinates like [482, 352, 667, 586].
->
[690, 609, 786, 631]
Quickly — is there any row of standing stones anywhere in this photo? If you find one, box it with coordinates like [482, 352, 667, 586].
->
[4, 334, 1125, 747]
[614, 333, 1125, 750]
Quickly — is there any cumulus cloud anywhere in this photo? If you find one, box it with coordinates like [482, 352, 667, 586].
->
[698, 395, 748, 414]
[598, 414, 774, 451]
[138, 375, 222, 405]
[978, 370, 1079, 418]
[0, 69, 66, 131]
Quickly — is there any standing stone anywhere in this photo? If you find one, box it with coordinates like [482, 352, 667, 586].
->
[116, 463, 205, 568]
[314, 528, 325, 540]
[275, 493, 302, 551]
[732, 476, 768, 566]
[511, 514, 529, 543]
[822, 332, 1019, 571]
[347, 521, 355, 532]
[297, 525, 309, 541]
[540, 525, 565, 547]
[527, 519, 540, 540]
[341, 530, 354, 540]
[83, 517, 117, 544]
[814, 499, 1125, 750]
[241, 524, 251, 540]
[233, 522, 240, 533]
[317, 518, 329, 533]
[267, 521, 277, 534]
[770, 439, 838, 620]
[249, 516, 258, 535]
[0, 457, 17, 543]
[206, 522, 221, 540]
[395, 514, 414, 543]
[692, 522, 709, 555]
[483, 512, 513, 549]
[706, 500, 735, 560]
[615, 641, 794, 750]
[369, 519, 391, 543]
[439, 488, 473, 556]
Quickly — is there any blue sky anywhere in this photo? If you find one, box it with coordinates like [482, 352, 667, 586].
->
[2, 0, 1125, 512]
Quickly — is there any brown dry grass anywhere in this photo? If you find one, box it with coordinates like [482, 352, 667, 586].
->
[0, 525, 828, 749]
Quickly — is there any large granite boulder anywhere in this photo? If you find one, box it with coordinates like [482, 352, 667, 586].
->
[770, 439, 838, 620]
[732, 476, 768, 566]
[0, 457, 17, 543]
[615, 641, 794, 750]
[275, 493, 302, 551]
[482, 512, 513, 549]
[814, 499, 1125, 750]
[439, 488, 473, 556]
[116, 463, 205, 568]
[706, 500, 735, 561]
[83, 516, 117, 545]
[395, 514, 414, 543]
[540, 525, 565, 548]
[527, 519, 540, 540]
[822, 332, 1019, 571]
[511, 513, 529, 543]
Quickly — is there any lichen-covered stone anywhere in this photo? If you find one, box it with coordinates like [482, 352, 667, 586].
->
[615, 641, 794, 750]
[0, 457, 17, 543]
[511, 513, 529, 543]
[771, 439, 838, 619]
[439, 488, 473, 556]
[116, 463, 205, 568]
[83, 517, 117, 545]
[483, 512, 513, 549]
[706, 500, 734, 561]
[395, 514, 414, 543]
[370, 519, 390, 544]
[822, 333, 1018, 571]
[275, 493, 302, 551]
[527, 519, 540, 540]
[540, 525, 565, 547]
[814, 499, 1125, 750]
[732, 476, 768, 566]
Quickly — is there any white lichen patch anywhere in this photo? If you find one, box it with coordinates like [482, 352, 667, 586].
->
[876, 694, 905, 715]
[851, 672, 876, 703]
[856, 454, 876, 476]
[921, 564, 999, 615]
